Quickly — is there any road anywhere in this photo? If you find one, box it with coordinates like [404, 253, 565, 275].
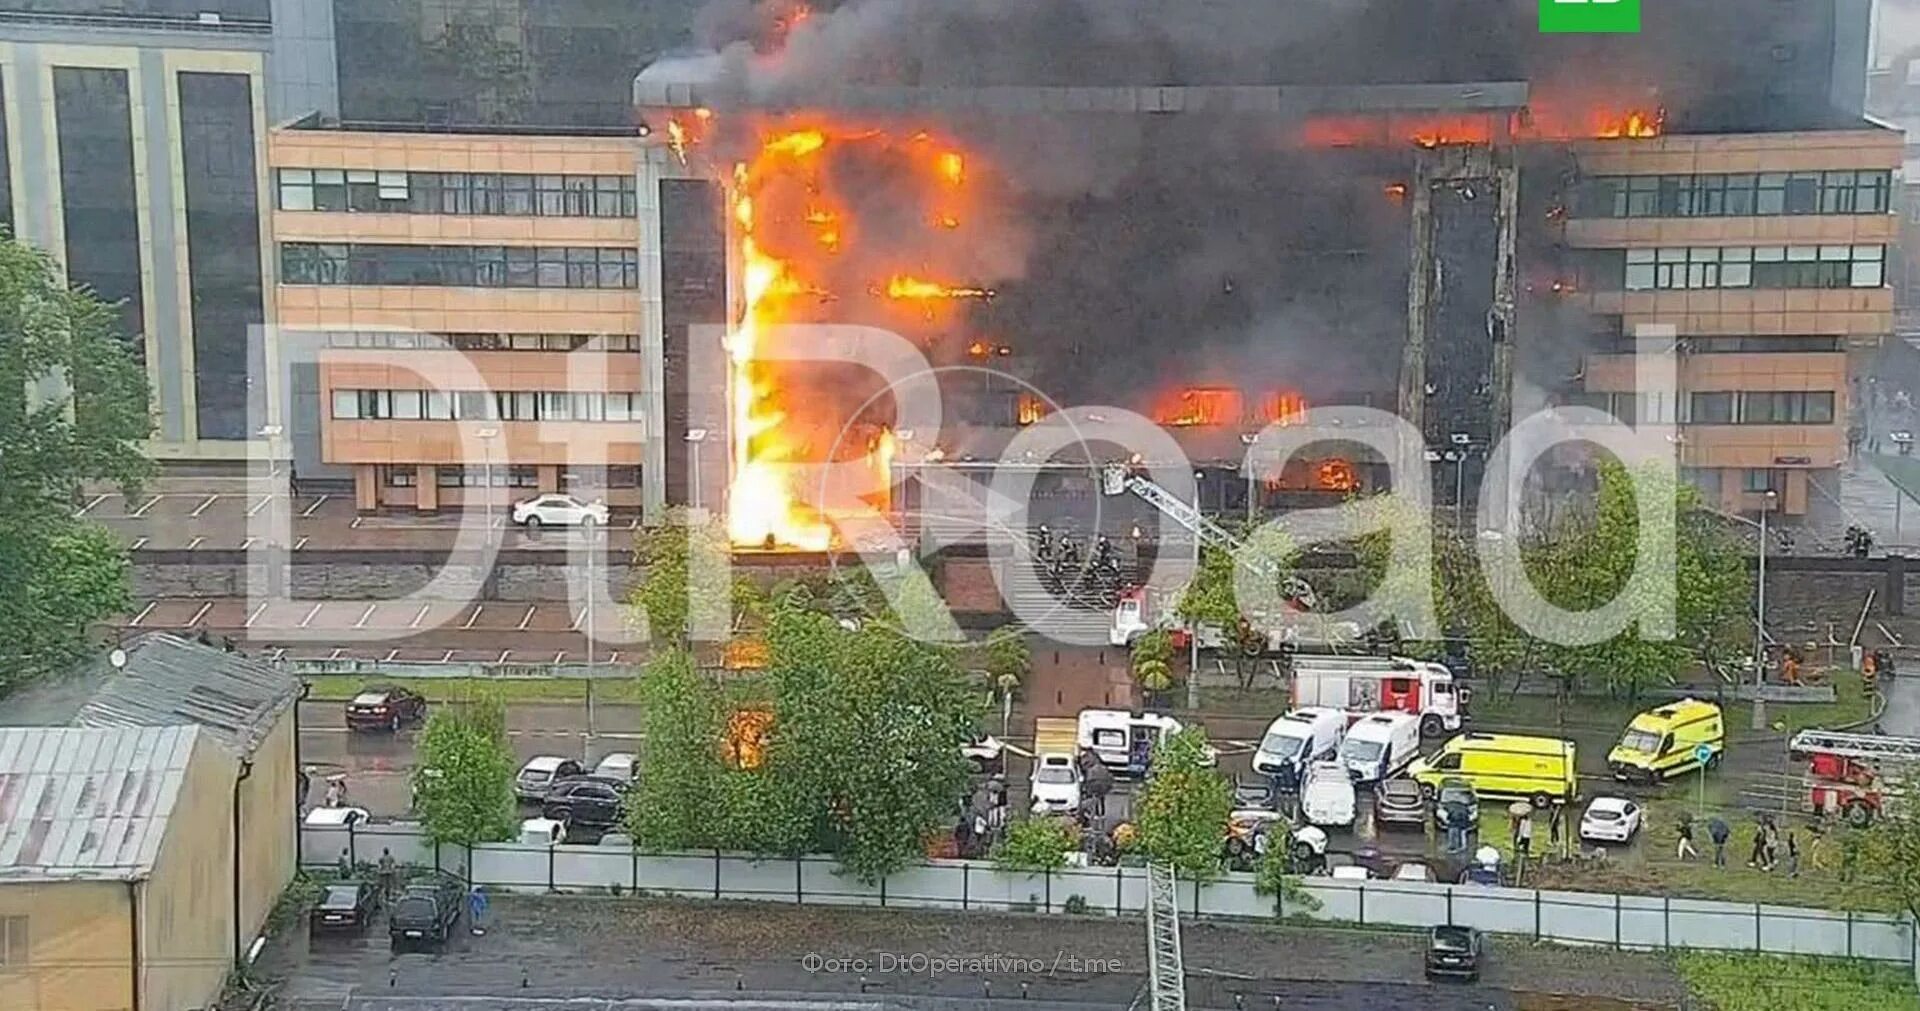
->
[259, 895, 1686, 1011]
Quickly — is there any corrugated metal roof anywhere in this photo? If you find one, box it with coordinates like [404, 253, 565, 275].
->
[0, 726, 197, 881]
[73, 633, 298, 756]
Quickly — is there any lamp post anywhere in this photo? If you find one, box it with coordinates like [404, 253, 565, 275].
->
[685, 428, 709, 517]
[1753, 488, 1777, 731]
[1450, 432, 1472, 533]
[1187, 470, 1204, 710]
[475, 426, 501, 534]
[1240, 432, 1258, 523]
[258, 424, 286, 597]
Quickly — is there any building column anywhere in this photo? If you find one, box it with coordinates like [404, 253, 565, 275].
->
[539, 465, 560, 493]
[353, 464, 377, 512]
[416, 465, 438, 512]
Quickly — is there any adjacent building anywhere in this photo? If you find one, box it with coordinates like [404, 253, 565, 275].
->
[1565, 126, 1904, 517]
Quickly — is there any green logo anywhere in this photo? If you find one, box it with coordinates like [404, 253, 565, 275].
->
[1539, 0, 1640, 34]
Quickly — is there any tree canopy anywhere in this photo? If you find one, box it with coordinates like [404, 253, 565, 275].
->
[1133, 728, 1231, 881]
[413, 692, 517, 846]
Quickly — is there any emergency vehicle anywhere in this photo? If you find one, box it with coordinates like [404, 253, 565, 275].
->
[1788, 729, 1920, 827]
[1290, 655, 1465, 738]
[1108, 584, 1360, 652]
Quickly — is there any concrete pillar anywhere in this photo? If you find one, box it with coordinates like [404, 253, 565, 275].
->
[353, 465, 378, 512]
[416, 465, 438, 512]
[539, 465, 560, 493]
[1400, 153, 1434, 443]
[1888, 554, 1907, 618]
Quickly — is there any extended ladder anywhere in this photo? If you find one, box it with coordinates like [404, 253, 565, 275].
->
[1788, 730, 1920, 763]
[1101, 464, 1316, 609]
[1144, 861, 1187, 1011]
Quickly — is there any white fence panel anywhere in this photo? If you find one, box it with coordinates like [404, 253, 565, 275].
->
[961, 868, 1047, 912]
[1297, 879, 1361, 922]
[471, 842, 549, 891]
[1055, 866, 1127, 915]
[356, 824, 434, 868]
[554, 846, 632, 892]
[637, 853, 719, 898]
[1116, 867, 1149, 917]
[1667, 898, 1760, 951]
[885, 862, 970, 910]
[722, 855, 803, 901]
[1450, 886, 1537, 935]
[800, 857, 885, 906]
[1359, 881, 1450, 928]
[1759, 906, 1851, 958]
[1538, 889, 1617, 945]
[301, 825, 348, 867]
[1617, 894, 1669, 949]
[1194, 874, 1267, 920]
[1849, 913, 1914, 962]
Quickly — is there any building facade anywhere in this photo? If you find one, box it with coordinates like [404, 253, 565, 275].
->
[268, 120, 714, 514]
[1565, 127, 1903, 517]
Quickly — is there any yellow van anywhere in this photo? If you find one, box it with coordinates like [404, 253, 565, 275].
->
[1409, 733, 1578, 807]
[1607, 698, 1724, 783]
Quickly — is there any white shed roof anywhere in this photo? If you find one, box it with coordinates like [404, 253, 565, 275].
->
[0, 726, 198, 882]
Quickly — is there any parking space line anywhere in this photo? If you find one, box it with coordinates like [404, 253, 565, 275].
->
[351, 516, 362, 529]
[328, 648, 345, 660]
[293, 536, 309, 551]
[244, 602, 268, 628]
[186, 536, 204, 550]
[410, 603, 431, 629]
[302, 495, 329, 518]
[76, 494, 107, 516]
[570, 608, 586, 631]
[353, 603, 377, 629]
[128, 601, 157, 627]
[182, 601, 213, 628]
[462, 605, 483, 629]
[518, 605, 536, 630]
[247, 495, 272, 517]
[440, 649, 455, 663]
[384, 649, 400, 662]
[129, 495, 161, 517]
[190, 495, 219, 517]
[299, 603, 322, 628]
[608, 651, 621, 664]
[497, 649, 511, 663]
[130, 537, 148, 551]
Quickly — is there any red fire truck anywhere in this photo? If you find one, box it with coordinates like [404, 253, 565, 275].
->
[1291, 655, 1465, 738]
[1788, 730, 1920, 827]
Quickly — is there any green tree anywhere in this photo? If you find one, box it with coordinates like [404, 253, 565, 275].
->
[1253, 844, 1322, 917]
[983, 625, 1030, 695]
[0, 236, 153, 692]
[413, 692, 516, 846]
[1856, 785, 1920, 923]
[626, 649, 724, 850]
[1131, 629, 1176, 703]
[629, 511, 746, 649]
[1134, 728, 1231, 881]
[992, 817, 1076, 872]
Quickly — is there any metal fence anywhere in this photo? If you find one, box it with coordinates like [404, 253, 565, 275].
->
[304, 822, 1914, 966]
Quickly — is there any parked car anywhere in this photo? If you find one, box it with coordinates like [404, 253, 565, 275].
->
[1578, 796, 1643, 844]
[591, 752, 638, 785]
[1433, 779, 1480, 831]
[1301, 760, 1356, 829]
[1373, 778, 1427, 830]
[1029, 753, 1082, 814]
[515, 756, 586, 801]
[389, 874, 464, 951]
[304, 806, 370, 829]
[344, 686, 427, 732]
[310, 881, 379, 933]
[1339, 711, 1422, 785]
[1425, 925, 1486, 981]
[543, 777, 626, 830]
[599, 832, 635, 848]
[1393, 862, 1436, 883]
[1330, 864, 1371, 881]
[1232, 774, 1278, 811]
[511, 493, 608, 529]
[962, 734, 1006, 776]
[518, 816, 568, 845]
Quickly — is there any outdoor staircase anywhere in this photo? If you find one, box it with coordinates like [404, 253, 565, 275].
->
[1000, 533, 1129, 644]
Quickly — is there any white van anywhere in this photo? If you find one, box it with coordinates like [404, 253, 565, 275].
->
[1077, 710, 1203, 774]
[1339, 711, 1423, 785]
[1251, 707, 1346, 788]
[1301, 760, 1357, 828]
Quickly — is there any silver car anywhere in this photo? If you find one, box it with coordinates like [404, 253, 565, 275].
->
[515, 756, 585, 801]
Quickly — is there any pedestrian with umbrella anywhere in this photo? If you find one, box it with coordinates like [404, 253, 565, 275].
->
[1707, 816, 1731, 868]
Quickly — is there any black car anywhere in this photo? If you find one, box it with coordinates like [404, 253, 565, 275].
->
[345, 686, 428, 732]
[389, 874, 464, 951]
[1433, 779, 1481, 830]
[542, 776, 627, 830]
[1374, 778, 1427, 830]
[310, 881, 379, 933]
[1425, 925, 1485, 980]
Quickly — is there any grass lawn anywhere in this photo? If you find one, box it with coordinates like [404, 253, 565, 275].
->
[1473, 667, 1873, 742]
[302, 674, 645, 704]
[1672, 952, 1917, 1011]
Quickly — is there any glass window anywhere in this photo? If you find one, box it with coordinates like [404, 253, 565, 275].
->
[1690, 392, 1734, 424]
[537, 247, 567, 287]
[594, 176, 625, 218]
[1625, 175, 1658, 217]
[620, 178, 638, 218]
[1821, 170, 1857, 214]
[1692, 174, 1726, 217]
[1723, 174, 1756, 216]
[1806, 392, 1836, 424]
[598, 247, 625, 288]
[278, 168, 314, 211]
[1657, 175, 1689, 217]
[540, 391, 572, 420]
[503, 174, 535, 215]
[437, 466, 465, 487]
[383, 465, 416, 487]
[1755, 172, 1787, 215]
[1852, 245, 1885, 287]
[474, 246, 506, 287]
[1624, 248, 1655, 291]
[313, 168, 346, 211]
[605, 392, 634, 421]
[425, 390, 453, 420]
[510, 332, 544, 350]
[1783, 172, 1819, 214]
[1857, 170, 1892, 213]
[563, 176, 593, 216]
[346, 169, 380, 211]
[621, 248, 639, 288]
[567, 246, 597, 288]
[439, 173, 470, 215]
[409, 172, 442, 214]
[331, 389, 359, 419]
[377, 170, 409, 203]
[391, 390, 422, 419]
[356, 390, 390, 419]
[573, 392, 605, 421]
[471, 173, 504, 215]
[536, 174, 565, 216]
[456, 390, 493, 420]
[1743, 468, 1781, 493]
[507, 247, 537, 287]
[513, 391, 537, 419]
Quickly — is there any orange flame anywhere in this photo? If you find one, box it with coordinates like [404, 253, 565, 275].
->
[1259, 392, 1309, 427]
[1155, 387, 1243, 428]
[1016, 394, 1049, 426]
[1317, 459, 1357, 492]
[938, 151, 965, 185]
[885, 275, 994, 300]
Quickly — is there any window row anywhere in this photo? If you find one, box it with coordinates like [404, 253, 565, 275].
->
[1617, 245, 1885, 291]
[1605, 335, 1846, 354]
[381, 464, 642, 488]
[330, 389, 645, 422]
[1591, 390, 1837, 425]
[281, 243, 640, 289]
[324, 331, 642, 352]
[1573, 170, 1893, 219]
[277, 169, 637, 218]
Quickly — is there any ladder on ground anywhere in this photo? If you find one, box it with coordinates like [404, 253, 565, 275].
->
[1100, 465, 1316, 609]
[1143, 861, 1188, 1011]
[1789, 730, 1920, 763]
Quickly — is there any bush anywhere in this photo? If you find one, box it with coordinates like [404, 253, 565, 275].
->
[1253, 847, 1321, 917]
[992, 817, 1077, 872]
[1062, 894, 1090, 915]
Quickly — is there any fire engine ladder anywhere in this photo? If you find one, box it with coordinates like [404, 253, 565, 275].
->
[1142, 860, 1188, 1011]
[1789, 730, 1920, 763]
[1101, 465, 1316, 609]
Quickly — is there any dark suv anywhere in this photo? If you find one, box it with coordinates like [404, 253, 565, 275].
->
[542, 776, 627, 831]
[346, 686, 428, 732]
[388, 874, 463, 951]
[1425, 925, 1485, 981]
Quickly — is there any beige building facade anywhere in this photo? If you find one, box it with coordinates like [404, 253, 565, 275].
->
[1566, 128, 1903, 516]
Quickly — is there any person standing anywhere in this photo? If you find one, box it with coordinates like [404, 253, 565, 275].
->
[1677, 817, 1699, 860]
[1748, 825, 1767, 869]
[1786, 831, 1800, 878]
[1708, 817, 1730, 868]
[1516, 813, 1534, 858]
[377, 848, 398, 902]
[468, 885, 489, 936]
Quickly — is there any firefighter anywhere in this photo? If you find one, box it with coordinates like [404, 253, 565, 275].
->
[1094, 535, 1116, 573]
[1035, 524, 1052, 561]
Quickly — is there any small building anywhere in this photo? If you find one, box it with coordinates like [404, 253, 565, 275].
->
[0, 725, 239, 1011]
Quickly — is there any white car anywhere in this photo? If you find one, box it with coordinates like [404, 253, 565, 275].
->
[514, 755, 585, 801]
[1300, 760, 1357, 829]
[592, 752, 637, 784]
[1028, 753, 1082, 813]
[1393, 862, 1436, 883]
[304, 806, 370, 828]
[1579, 796, 1643, 844]
[511, 493, 609, 529]
[1330, 864, 1371, 881]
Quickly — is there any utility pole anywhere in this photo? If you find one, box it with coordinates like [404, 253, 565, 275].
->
[1753, 489, 1776, 731]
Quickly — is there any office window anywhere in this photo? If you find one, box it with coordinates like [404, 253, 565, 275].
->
[456, 391, 494, 420]
[1754, 173, 1787, 215]
[1821, 170, 1856, 214]
[1743, 469, 1784, 494]
[1656, 175, 1689, 217]
[425, 391, 453, 420]
[180, 72, 266, 442]
[541, 391, 572, 420]
[331, 390, 359, 419]
[437, 466, 467, 488]
[1722, 173, 1756, 216]
[566, 246, 597, 288]
[1851, 244, 1885, 287]
[1856, 170, 1892, 213]
[278, 168, 315, 210]
[537, 174, 566, 216]
[390, 390, 422, 420]
[378, 171, 409, 204]
[1625, 175, 1658, 217]
[1690, 392, 1735, 424]
[563, 175, 593, 216]
[1572, 169, 1895, 219]
[1783, 172, 1820, 214]
[503, 174, 535, 215]
[383, 466, 416, 488]
[506, 465, 539, 488]
[54, 67, 145, 351]
[1624, 249, 1655, 291]
[1691, 174, 1726, 217]
[275, 244, 639, 288]
[0, 916, 26, 967]
[471, 173, 504, 215]
[1741, 391, 1836, 424]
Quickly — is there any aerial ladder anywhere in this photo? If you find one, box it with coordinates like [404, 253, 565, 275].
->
[1100, 464, 1316, 608]
[1787, 729, 1920, 826]
[1787, 730, 1920, 763]
[1140, 861, 1188, 1011]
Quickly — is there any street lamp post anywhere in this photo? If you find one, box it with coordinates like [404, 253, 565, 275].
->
[258, 424, 286, 598]
[1187, 471, 1204, 710]
[1753, 488, 1777, 731]
[1450, 433, 1472, 533]
[476, 427, 501, 534]
[1240, 433, 1258, 523]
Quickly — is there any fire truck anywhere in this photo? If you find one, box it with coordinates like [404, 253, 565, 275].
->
[1290, 655, 1464, 738]
[1788, 729, 1920, 827]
